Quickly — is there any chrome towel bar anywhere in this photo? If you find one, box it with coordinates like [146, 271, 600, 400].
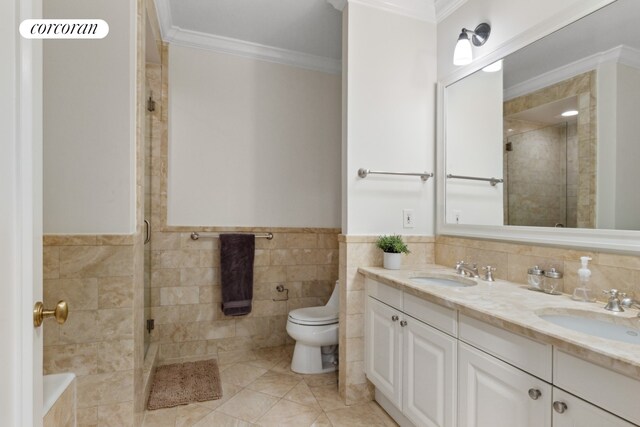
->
[191, 232, 274, 241]
[446, 174, 504, 187]
[358, 168, 433, 182]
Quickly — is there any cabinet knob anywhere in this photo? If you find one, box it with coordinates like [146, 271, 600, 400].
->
[400, 320, 407, 327]
[391, 315, 399, 322]
[553, 401, 568, 414]
[528, 388, 541, 400]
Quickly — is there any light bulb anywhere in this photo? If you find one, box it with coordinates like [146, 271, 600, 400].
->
[453, 32, 472, 66]
[561, 110, 578, 117]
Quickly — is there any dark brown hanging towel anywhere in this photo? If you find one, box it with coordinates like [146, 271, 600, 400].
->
[219, 234, 255, 316]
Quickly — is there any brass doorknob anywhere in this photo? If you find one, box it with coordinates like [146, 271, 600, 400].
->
[33, 300, 68, 327]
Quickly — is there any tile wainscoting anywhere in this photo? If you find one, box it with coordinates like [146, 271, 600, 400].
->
[148, 229, 340, 364]
[338, 235, 435, 405]
[43, 234, 137, 427]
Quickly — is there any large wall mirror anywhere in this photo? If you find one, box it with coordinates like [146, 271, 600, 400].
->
[439, 0, 640, 251]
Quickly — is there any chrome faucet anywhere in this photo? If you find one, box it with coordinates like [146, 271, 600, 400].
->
[455, 260, 479, 278]
[603, 289, 626, 312]
[621, 296, 640, 317]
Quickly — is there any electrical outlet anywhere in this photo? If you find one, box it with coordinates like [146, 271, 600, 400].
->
[453, 210, 461, 224]
[403, 209, 415, 228]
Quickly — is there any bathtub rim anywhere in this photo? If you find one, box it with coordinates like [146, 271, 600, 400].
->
[43, 372, 75, 416]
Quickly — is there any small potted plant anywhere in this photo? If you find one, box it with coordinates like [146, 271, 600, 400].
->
[376, 235, 410, 270]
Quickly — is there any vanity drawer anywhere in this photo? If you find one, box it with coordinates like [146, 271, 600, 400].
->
[366, 278, 403, 310]
[459, 314, 552, 381]
[554, 350, 640, 425]
[403, 292, 457, 337]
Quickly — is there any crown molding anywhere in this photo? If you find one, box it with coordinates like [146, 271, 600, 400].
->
[167, 26, 342, 75]
[327, 0, 347, 11]
[153, 0, 341, 74]
[617, 45, 640, 69]
[434, 0, 467, 22]
[348, 0, 437, 23]
[154, 0, 172, 40]
[330, 0, 460, 21]
[504, 45, 640, 100]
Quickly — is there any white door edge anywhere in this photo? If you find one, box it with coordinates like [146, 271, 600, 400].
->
[1, 0, 43, 425]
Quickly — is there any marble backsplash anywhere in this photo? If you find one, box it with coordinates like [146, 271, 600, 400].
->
[435, 236, 640, 301]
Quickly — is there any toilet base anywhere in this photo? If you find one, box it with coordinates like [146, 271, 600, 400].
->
[291, 343, 338, 374]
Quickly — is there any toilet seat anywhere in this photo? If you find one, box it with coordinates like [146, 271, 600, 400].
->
[288, 306, 338, 326]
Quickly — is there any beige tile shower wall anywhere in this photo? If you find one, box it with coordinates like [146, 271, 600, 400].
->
[504, 71, 597, 228]
[506, 124, 567, 227]
[338, 236, 435, 405]
[43, 235, 136, 427]
[149, 230, 340, 362]
[435, 236, 640, 300]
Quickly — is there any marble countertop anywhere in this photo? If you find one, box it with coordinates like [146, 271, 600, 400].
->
[359, 264, 640, 378]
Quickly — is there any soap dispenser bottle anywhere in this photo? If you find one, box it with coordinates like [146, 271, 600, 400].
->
[571, 256, 596, 302]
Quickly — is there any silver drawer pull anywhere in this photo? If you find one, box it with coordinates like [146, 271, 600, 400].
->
[553, 401, 568, 414]
[528, 388, 541, 400]
[391, 315, 399, 322]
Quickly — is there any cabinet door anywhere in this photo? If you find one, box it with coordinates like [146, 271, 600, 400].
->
[552, 388, 636, 427]
[403, 315, 456, 427]
[365, 296, 402, 408]
[458, 342, 552, 427]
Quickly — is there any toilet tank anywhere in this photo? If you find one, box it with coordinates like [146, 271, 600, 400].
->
[326, 280, 339, 309]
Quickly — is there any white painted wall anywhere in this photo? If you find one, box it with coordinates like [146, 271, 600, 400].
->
[167, 45, 341, 228]
[344, 2, 436, 235]
[598, 62, 640, 230]
[614, 64, 640, 230]
[437, 0, 616, 80]
[445, 68, 503, 225]
[596, 61, 618, 229]
[43, 0, 136, 234]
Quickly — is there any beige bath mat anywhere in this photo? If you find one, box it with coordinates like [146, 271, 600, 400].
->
[147, 359, 222, 410]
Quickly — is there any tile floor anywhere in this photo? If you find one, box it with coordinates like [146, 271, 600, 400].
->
[142, 346, 398, 427]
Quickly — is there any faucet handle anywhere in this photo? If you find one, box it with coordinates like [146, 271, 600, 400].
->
[482, 265, 496, 282]
[603, 289, 625, 312]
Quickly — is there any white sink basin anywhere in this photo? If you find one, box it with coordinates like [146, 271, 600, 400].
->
[539, 313, 640, 345]
[410, 276, 476, 288]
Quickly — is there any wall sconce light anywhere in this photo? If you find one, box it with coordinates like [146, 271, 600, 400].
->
[453, 23, 491, 66]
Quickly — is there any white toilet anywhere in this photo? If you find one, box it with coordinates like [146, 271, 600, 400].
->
[286, 281, 339, 374]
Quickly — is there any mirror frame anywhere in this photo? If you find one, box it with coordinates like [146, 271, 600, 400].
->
[436, 0, 640, 254]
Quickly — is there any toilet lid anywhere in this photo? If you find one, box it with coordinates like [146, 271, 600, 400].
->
[288, 306, 338, 325]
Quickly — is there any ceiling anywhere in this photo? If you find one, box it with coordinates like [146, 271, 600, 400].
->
[154, 0, 462, 73]
[168, 0, 343, 60]
[508, 97, 578, 125]
[504, 0, 640, 90]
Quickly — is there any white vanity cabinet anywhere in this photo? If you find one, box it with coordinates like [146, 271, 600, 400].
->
[403, 312, 457, 427]
[458, 341, 552, 427]
[365, 296, 403, 408]
[365, 279, 457, 427]
[552, 388, 636, 427]
[363, 276, 640, 427]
